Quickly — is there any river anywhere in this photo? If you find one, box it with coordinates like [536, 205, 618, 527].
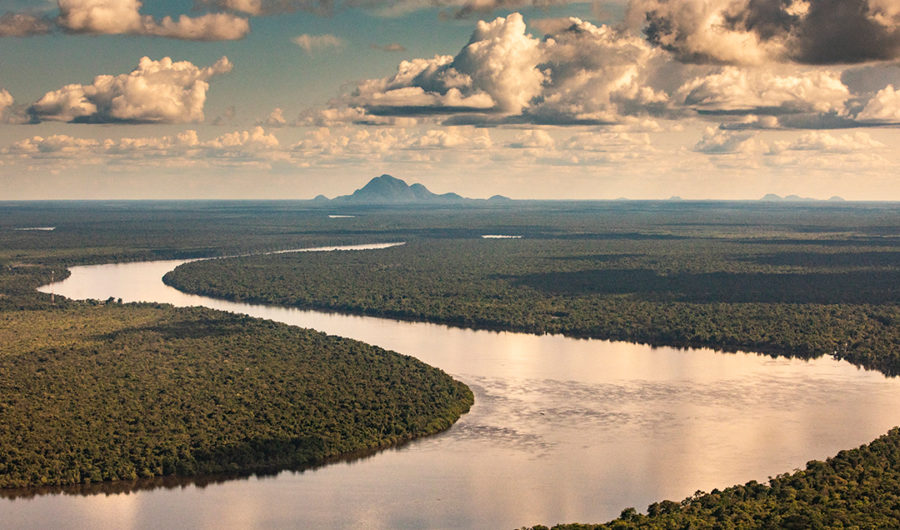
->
[4, 244, 899, 528]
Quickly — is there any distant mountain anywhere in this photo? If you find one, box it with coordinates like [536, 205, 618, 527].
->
[333, 175, 468, 204]
[488, 194, 512, 202]
[760, 193, 817, 202]
[828, 196, 846, 202]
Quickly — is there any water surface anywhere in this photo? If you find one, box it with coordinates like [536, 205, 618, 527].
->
[7, 248, 899, 528]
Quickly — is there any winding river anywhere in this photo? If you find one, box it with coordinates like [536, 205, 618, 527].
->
[4, 244, 900, 528]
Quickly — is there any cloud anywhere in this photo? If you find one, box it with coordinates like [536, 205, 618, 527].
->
[211, 105, 236, 125]
[450, 0, 551, 19]
[103, 130, 200, 155]
[346, 14, 673, 125]
[628, 0, 900, 65]
[527, 130, 657, 166]
[258, 107, 288, 127]
[292, 127, 402, 158]
[292, 126, 492, 156]
[508, 129, 555, 148]
[0, 89, 13, 114]
[350, 13, 542, 117]
[677, 67, 850, 115]
[769, 131, 885, 153]
[150, 13, 250, 41]
[299, 11, 899, 130]
[3, 127, 283, 167]
[56, 0, 249, 40]
[0, 12, 52, 36]
[27, 56, 233, 123]
[406, 127, 492, 149]
[205, 126, 280, 157]
[195, 0, 330, 16]
[7, 134, 101, 157]
[293, 33, 344, 53]
[560, 131, 653, 151]
[201, 0, 558, 18]
[363, 86, 496, 114]
[792, 0, 900, 64]
[371, 42, 407, 52]
[297, 106, 419, 126]
[857, 85, 900, 123]
[627, 0, 785, 65]
[719, 114, 782, 130]
[694, 127, 759, 154]
[524, 17, 669, 125]
[442, 14, 545, 113]
[841, 62, 900, 97]
[200, 0, 264, 15]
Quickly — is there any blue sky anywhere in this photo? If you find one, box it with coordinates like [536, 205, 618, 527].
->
[1, 0, 899, 200]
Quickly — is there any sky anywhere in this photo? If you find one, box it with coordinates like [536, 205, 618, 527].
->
[1, 0, 899, 200]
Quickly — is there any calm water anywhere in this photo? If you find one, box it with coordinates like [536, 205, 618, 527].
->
[6, 246, 899, 528]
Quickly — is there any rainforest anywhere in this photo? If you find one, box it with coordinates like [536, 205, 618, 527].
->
[2, 200, 900, 528]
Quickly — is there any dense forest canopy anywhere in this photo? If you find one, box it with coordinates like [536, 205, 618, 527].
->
[0, 202, 474, 490]
[2, 200, 900, 526]
[165, 227, 900, 375]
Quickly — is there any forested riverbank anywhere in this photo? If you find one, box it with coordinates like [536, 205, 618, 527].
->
[3, 201, 900, 527]
[165, 237, 900, 375]
[0, 204, 474, 489]
[154, 202, 900, 527]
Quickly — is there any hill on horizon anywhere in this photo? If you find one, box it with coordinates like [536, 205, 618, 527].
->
[331, 174, 467, 204]
[760, 193, 845, 202]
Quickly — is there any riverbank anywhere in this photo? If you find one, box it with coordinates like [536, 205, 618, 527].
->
[0, 264, 472, 489]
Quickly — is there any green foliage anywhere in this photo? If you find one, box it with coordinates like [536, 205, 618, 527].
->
[4, 199, 900, 528]
[0, 203, 478, 489]
[0, 303, 471, 488]
[154, 202, 900, 527]
[165, 237, 900, 374]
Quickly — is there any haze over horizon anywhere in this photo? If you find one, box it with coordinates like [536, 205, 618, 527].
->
[1, 0, 899, 200]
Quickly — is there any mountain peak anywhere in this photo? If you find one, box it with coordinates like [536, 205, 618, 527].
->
[334, 175, 467, 203]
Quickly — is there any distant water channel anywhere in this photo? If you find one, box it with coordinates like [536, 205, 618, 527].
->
[7, 244, 900, 528]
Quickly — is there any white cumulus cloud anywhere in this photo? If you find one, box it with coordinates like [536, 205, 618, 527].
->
[526, 17, 669, 125]
[344, 14, 674, 126]
[677, 67, 850, 115]
[28, 56, 233, 123]
[57, 0, 249, 40]
[293, 33, 344, 53]
[350, 13, 542, 117]
[857, 85, 900, 123]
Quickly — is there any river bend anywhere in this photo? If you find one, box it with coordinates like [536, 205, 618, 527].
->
[4, 244, 899, 529]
